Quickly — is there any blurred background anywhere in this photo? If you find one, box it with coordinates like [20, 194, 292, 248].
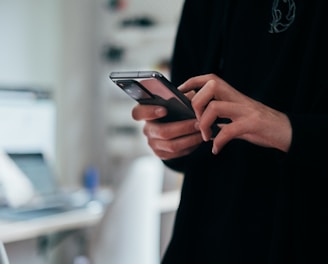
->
[0, 0, 184, 263]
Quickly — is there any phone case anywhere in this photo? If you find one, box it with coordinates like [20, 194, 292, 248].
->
[109, 71, 196, 122]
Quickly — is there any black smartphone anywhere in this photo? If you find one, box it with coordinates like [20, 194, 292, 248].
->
[109, 70, 196, 122]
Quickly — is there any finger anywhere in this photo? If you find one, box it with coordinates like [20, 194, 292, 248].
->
[184, 90, 196, 100]
[198, 101, 237, 141]
[211, 124, 239, 154]
[149, 132, 202, 153]
[211, 120, 249, 154]
[191, 80, 220, 119]
[132, 104, 167, 121]
[143, 119, 199, 140]
[153, 146, 200, 160]
[178, 74, 218, 93]
[180, 74, 251, 104]
[149, 134, 203, 160]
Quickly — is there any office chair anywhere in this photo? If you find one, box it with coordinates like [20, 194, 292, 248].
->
[90, 155, 164, 264]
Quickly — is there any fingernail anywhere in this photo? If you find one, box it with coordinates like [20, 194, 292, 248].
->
[212, 146, 218, 155]
[155, 107, 166, 117]
[201, 132, 209, 142]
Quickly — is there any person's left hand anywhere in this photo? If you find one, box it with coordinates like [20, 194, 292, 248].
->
[178, 74, 292, 155]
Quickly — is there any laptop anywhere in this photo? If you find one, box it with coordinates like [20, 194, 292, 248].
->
[0, 152, 87, 220]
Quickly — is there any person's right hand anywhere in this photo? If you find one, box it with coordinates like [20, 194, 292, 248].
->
[132, 104, 203, 160]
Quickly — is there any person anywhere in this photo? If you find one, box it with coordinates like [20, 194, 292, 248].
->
[132, 1, 328, 263]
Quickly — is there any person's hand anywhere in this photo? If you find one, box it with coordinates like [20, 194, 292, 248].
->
[179, 74, 292, 155]
[132, 104, 203, 160]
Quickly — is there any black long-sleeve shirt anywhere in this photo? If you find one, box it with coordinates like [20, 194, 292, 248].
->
[162, 1, 328, 263]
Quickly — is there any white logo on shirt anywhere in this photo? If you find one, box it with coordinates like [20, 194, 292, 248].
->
[269, 0, 296, 33]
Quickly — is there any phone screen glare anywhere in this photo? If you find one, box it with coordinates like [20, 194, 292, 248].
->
[122, 82, 152, 100]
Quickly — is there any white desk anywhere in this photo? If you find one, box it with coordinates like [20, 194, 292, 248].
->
[0, 186, 114, 264]
[0, 205, 107, 264]
[0, 206, 104, 244]
[0, 186, 114, 244]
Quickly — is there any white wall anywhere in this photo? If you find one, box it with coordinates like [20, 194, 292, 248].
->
[0, 1, 60, 88]
[55, 0, 108, 187]
[0, 1, 109, 187]
[0, 0, 184, 187]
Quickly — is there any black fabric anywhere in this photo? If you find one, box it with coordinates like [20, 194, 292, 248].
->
[162, 1, 328, 263]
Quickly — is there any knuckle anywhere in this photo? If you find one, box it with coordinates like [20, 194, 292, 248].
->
[158, 153, 171, 160]
[146, 137, 155, 149]
[208, 73, 217, 79]
[219, 124, 237, 140]
[165, 141, 179, 153]
[142, 124, 151, 137]
[156, 126, 171, 139]
[131, 109, 138, 120]
[207, 79, 217, 89]
[207, 101, 217, 111]
[191, 98, 201, 110]
[143, 122, 168, 139]
[153, 149, 173, 160]
[198, 122, 208, 132]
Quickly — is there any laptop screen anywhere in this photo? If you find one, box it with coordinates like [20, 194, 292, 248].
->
[7, 152, 57, 195]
